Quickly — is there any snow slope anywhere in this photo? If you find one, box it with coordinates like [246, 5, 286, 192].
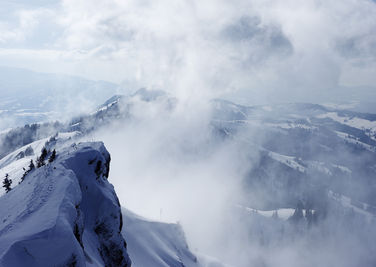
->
[122, 209, 201, 267]
[335, 131, 376, 152]
[317, 112, 376, 131]
[0, 136, 204, 267]
[267, 151, 306, 173]
[237, 205, 297, 220]
[0, 142, 131, 267]
[0, 131, 80, 196]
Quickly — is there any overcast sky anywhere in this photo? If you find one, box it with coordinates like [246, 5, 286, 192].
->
[0, 0, 376, 104]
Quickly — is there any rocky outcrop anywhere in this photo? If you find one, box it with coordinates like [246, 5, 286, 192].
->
[0, 142, 131, 267]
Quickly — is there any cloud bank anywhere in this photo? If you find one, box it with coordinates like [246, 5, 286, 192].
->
[0, 0, 375, 104]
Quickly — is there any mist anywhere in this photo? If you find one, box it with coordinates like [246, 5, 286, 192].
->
[1, 0, 376, 104]
[80, 93, 376, 267]
[1, 0, 376, 266]
[93, 96, 247, 261]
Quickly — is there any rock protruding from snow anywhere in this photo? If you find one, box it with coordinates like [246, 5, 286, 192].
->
[0, 142, 131, 267]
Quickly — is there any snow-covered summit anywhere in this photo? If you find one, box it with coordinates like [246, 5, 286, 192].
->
[0, 142, 131, 267]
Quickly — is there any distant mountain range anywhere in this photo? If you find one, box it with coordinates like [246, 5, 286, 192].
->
[0, 66, 120, 129]
[2, 89, 376, 210]
[1, 88, 376, 266]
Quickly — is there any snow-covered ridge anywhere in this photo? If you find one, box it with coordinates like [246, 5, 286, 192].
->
[317, 112, 376, 141]
[335, 131, 376, 152]
[265, 122, 317, 130]
[0, 131, 79, 170]
[0, 132, 80, 196]
[238, 205, 296, 220]
[267, 151, 306, 173]
[0, 142, 131, 267]
[317, 112, 376, 131]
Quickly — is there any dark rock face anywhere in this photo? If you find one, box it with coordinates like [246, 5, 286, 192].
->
[64, 142, 132, 267]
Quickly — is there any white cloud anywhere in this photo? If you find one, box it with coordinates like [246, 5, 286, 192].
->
[0, 8, 55, 44]
[0, 0, 376, 103]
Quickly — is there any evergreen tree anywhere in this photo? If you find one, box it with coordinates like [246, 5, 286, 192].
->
[37, 148, 48, 167]
[20, 168, 27, 184]
[41, 147, 47, 158]
[3, 174, 12, 193]
[290, 200, 304, 223]
[20, 160, 35, 184]
[48, 149, 56, 163]
[28, 159, 35, 171]
[305, 208, 313, 226]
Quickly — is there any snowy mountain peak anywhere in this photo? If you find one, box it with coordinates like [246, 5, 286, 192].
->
[0, 142, 131, 267]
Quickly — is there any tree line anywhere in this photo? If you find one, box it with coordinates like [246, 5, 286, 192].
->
[2, 147, 57, 194]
